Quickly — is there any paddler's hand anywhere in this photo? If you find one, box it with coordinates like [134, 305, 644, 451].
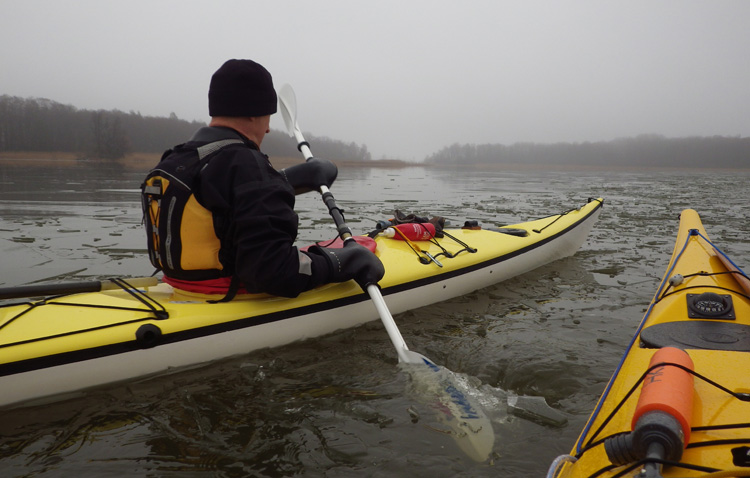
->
[307, 241, 385, 289]
[281, 157, 338, 195]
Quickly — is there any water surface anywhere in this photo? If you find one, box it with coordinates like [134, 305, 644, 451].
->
[1, 162, 748, 477]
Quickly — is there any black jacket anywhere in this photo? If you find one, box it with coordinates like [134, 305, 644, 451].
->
[183, 126, 329, 297]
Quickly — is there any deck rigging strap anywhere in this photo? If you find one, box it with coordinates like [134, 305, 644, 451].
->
[1, 315, 163, 350]
[388, 222, 478, 266]
[0, 278, 168, 334]
[595, 457, 720, 478]
[580, 360, 750, 456]
[438, 230, 478, 255]
[533, 198, 604, 234]
[390, 225, 439, 266]
[657, 281, 750, 304]
[368, 210, 478, 266]
[656, 230, 750, 303]
[532, 210, 575, 233]
[105, 278, 168, 319]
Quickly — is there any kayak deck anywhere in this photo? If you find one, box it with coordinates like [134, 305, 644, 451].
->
[551, 209, 750, 478]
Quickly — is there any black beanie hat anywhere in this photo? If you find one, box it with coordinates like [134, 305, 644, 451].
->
[208, 59, 278, 117]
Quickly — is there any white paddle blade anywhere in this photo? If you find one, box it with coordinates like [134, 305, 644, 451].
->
[278, 83, 297, 137]
[402, 362, 495, 462]
[399, 348, 494, 461]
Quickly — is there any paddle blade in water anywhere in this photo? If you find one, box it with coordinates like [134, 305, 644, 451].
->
[402, 362, 495, 462]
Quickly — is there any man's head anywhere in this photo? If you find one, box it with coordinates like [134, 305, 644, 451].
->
[208, 59, 277, 118]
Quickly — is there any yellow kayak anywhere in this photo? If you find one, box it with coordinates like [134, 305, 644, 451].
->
[549, 209, 750, 478]
[0, 199, 602, 409]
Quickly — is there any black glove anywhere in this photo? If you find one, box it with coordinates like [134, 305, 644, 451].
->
[307, 241, 385, 289]
[281, 157, 338, 195]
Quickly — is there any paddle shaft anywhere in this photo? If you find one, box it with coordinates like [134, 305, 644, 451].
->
[318, 184, 413, 362]
[0, 277, 159, 300]
[313, 184, 415, 362]
[279, 89, 413, 363]
[323, 185, 413, 361]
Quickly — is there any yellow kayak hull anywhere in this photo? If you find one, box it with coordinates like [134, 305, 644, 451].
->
[0, 199, 603, 409]
[550, 209, 750, 478]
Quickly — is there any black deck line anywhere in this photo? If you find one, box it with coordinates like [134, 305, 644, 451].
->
[0, 200, 603, 378]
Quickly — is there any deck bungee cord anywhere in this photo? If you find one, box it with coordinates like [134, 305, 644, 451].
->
[570, 360, 750, 478]
[366, 212, 478, 266]
[391, 223, 478, 267]
[575, 453, 750, 478]
[428, 229, 478, 260]
[574, 226, 750, 457]
[389, 224, 443, 266]
[589, 458, 723, 478]
[656, 278, 750, 305]
[532, 199, 603, 234]
[654, 230, 750, 304]
[580, 360, 750, 454]
[0, 278, 168, 348]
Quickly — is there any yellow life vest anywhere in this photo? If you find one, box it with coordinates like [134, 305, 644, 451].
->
[141, 139, 243, 280]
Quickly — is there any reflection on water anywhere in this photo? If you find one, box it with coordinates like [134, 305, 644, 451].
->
[1, 161, 749, 477]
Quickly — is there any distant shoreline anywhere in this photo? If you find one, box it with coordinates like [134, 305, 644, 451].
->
[1, 151, 748, 173]
[0, 151, 420, 171]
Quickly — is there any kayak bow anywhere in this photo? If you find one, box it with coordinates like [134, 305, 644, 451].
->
[549, 209, 750, 478]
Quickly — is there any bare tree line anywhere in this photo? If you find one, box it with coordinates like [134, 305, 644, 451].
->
[8, 94, 740, 167]
[0, 95, 372, 162]
[426, 134, 750, 168]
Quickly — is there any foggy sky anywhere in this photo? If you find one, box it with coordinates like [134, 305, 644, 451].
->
[2, 1, 749, 160]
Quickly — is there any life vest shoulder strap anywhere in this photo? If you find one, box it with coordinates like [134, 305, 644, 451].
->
[196, 139, 244, 160]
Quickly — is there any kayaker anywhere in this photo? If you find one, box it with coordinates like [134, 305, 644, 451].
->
[141, 59, 384, 300]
